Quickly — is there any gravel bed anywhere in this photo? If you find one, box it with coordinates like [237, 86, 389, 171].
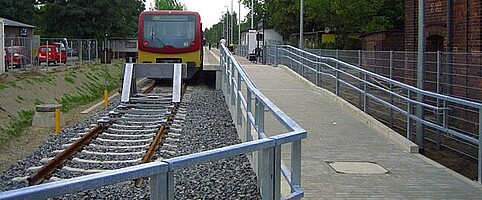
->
[0, 86, 261, 199]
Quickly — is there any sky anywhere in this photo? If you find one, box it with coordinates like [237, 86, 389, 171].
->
[145, 0, 250, 29]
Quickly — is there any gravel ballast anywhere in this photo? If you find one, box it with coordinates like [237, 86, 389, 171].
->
[0, 86, 261, 199]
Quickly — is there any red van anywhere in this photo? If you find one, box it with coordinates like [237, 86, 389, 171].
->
[4, 46, 29, 68]
[37, 45, 67, 65]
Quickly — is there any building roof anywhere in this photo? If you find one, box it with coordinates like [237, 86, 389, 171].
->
[0, 17, 35, 28]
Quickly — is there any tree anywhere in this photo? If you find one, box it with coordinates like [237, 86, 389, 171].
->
[154, 0, 183, 10]
[38, 0, 144, 38]
[0, 0, 37, 25]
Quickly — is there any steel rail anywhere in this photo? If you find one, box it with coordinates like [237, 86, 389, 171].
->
[28, 124, 107, 186]
[135, 124, 167, 187]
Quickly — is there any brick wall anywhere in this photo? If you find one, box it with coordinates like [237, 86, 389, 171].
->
[405, 0, 482, 133]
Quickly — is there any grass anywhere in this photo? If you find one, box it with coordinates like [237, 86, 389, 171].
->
[0, 63, 124, 149]
[56, 64, 122, 112]
[0, 110, 35, 147]
[64, 71, 77, 84]
[15, 96, 25, 104]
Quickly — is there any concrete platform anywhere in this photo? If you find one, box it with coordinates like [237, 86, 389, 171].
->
[209, 48, 482, 199]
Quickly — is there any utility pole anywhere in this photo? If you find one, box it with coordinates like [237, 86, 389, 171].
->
[299, 0, 304, 49]
[416, 0, 426, 154]
[238, 0, 241, 45]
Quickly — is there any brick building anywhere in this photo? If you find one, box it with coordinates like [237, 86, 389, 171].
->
[405, 0, 481, 101]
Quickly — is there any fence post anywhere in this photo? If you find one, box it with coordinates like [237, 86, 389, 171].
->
[478, 108, 482, 184]
[335, 49, 340, 96]
[358, 50, 362, 108]
[436, 51, 442, 149]
[274, 45, 278, 67]
[79, 40, 83, 66]
[316, 56, 321, 86]
[389, 50, 394, 128]
[363, 73, 368, 112]
[46, 40, 49, 68]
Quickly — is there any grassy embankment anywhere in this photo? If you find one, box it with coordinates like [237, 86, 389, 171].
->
[0, 63, 124, 148]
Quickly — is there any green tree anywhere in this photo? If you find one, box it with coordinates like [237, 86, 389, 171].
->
[247, 0, 404, 49]
[38, 0, 144, 38]
[154, 0, 183, 10]
[0, 0, 37, 25]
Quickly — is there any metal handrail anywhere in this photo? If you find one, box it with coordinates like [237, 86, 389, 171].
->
[220, 44, 307, 199]
[265, 44, 482, 184]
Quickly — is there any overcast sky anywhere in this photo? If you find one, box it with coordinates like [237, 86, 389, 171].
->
[145, 0, 250, 29]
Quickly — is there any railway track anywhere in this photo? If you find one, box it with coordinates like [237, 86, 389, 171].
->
[24, 82, 187, 186]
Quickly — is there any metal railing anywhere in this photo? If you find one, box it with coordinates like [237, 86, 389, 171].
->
[265, 44, 482, 183]
[220, 44, 307, 199]
[0, 48, 307, 200]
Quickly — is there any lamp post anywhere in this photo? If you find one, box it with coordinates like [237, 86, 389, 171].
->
[225, 5, 229, 43]
[221, 12, 226, 38]
[251, 0, 254, 29]
[230, 0, 234, 45]
[238, 0, 241, 46]
[299, 0, 304, 49]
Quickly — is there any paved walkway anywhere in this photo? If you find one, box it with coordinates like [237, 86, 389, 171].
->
[205, 48, 482, 199]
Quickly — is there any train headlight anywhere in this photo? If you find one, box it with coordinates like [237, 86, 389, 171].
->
[190, 41, 196, 46]
[143, 41, 149, 46]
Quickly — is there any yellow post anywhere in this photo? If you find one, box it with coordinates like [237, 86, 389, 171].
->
[55, 107, 61, 134]
[104, 89, 109, 107]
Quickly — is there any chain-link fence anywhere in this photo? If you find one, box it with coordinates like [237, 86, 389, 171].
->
[2, 37, 101, 71]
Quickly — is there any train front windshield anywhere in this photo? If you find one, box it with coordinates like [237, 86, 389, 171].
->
[142, 14, 196, 49]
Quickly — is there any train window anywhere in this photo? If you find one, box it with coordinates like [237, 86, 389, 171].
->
[142, 14, 196, 49]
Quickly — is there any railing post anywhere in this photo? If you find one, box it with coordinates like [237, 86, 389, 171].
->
[407, 92, 414, 140]
[225, 53, 230, 96]
[245, 90, 253, 142]
[236, 71, 242, 125]
[291, 140, 302, 193]
[149, 172, 172, 200]
[230, 59, 236, 106]
[259, 146, 274, 199]
[274, 144, 281, 199]
[335, 49, 340, 96]
[256, 102, 265, 137]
